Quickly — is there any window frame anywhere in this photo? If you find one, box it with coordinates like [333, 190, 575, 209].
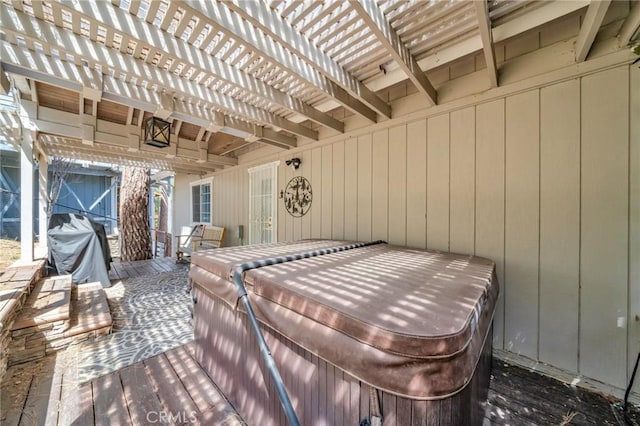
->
[189, 177, 214, 225]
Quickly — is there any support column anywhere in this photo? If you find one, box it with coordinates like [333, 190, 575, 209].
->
[20, 131, 34, 262]
[38, 152, 48, 249]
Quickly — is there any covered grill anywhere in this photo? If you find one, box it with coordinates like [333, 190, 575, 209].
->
[190, 240, 498, 425]
[47, 213, 112, 287]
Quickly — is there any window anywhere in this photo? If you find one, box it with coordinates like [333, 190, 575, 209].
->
[190, 178, 213, 224]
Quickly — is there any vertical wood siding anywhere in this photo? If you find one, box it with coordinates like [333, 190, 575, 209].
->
[206, 64, 637, 393]
[504, 90, 540, 360]
[539, 79, 580, 372]
[580, 67, 629, 388]
[629, 64, 640, 394]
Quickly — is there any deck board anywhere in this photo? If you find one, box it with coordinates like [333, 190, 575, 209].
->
[143, 353, 200, 422]
[59, 353, 94, 426]
[120, 363, 169, 425]
[164, 345, 227, 414]
[92, 372, 132, 426]
[19, 356, 62, 426]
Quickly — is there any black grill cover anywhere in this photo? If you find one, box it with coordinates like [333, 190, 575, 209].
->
[47, 213, 112, 287]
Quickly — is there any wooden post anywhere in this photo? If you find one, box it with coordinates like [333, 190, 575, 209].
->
[38, 152, 48, 249]
[20, 131, 34, 262]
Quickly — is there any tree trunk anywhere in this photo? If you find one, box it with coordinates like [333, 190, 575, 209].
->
[119, 166, 152, 261]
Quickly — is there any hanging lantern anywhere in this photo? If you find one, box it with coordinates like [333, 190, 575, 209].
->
[142, 116, 171, 148]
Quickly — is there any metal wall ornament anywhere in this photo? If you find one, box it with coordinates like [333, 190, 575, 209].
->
[283, 176, 312, 217]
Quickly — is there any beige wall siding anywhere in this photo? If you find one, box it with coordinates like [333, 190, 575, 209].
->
[344, 138, 359, 241]
[450, 107, 476, 255]
[580, 67, 629, 389]
[198, 64, 637, 394]
[357, 135, 373, 242]
[406, 120, 427, 249]
[426, 114, 450, 252]
[629, 64, 640, 394]
[475, 99, 506, 349]
[388, 125, 407, 246]
[539, 79, 580, 372]
[372, 130, 389, 242]
[321, 145, 333, 240]
[504, 90, 540, 360]
[172, 173, 192, 240]
[332, 141, 345, 240]
[311, 147, 322, 239]
[300, 149, 313, 240]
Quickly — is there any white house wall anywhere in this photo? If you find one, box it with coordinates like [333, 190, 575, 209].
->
[172, 173, 192, 243]
[184, 62, 640, 397]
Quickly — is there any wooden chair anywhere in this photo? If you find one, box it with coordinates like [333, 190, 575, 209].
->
[175, 225, 225, 263]
[175, 224, 205, 263]
[197, 225, 226, 251]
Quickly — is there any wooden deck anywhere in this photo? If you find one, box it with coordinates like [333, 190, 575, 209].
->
[1, 343, 244, 426]
[108, 256, 187, 281]
[1, 257, 638, 425]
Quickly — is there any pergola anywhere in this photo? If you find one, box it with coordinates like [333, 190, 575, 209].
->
[2, 1, 637, 158]
[2, 0, 638, 261]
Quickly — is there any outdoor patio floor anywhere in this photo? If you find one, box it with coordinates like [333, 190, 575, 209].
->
[1, 257, 638, 425]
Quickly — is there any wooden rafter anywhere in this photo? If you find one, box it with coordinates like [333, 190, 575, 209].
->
[618, 0, 640, 48]
[474, 0, 498, 88]
[575, 0, 612, 63]
[350, 0, 437, 104]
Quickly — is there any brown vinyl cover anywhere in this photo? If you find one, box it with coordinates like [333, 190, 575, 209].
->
[189, 241, 498, 399]
[190, 239, 353, 280]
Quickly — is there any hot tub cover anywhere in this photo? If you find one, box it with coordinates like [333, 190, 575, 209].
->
[190, 240, 498, 399]
[47, 213, 111, 287]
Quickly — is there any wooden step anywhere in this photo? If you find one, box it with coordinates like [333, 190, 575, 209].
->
[11, 275, 72, 331]
[8, 282, 112, 366]
[63, 283, 112, 341]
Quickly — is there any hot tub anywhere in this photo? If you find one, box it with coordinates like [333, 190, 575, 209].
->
[189, 240, 498, 425]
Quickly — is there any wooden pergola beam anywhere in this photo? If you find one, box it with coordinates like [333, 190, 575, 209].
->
[575, 0, 612, 62]
[350, 0, 437, 104]
[617, 0, 640, 48]
[474, 0, 498, 88]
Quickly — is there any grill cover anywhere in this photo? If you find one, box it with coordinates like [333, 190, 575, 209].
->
[190, 240, 498, 399]
[47, 213, 111, 287]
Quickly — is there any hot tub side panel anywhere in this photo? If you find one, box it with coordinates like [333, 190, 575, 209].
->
[193, 284, 492, 426]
